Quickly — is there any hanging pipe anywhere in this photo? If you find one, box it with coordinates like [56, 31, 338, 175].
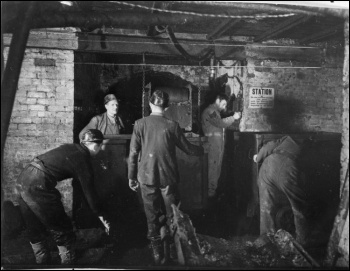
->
[166, 26, 214, 63]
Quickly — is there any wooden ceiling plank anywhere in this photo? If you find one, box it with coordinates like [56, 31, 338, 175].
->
[255, 15, 312, 42]
[300, 24, 344, 44]
[206, 19, 241, 40]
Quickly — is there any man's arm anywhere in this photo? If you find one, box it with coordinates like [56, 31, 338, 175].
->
[128, 121, 141, 180]
[79, 117, 98, 141]
[203, 110, 240, 129]
[68, 155, 103, 216]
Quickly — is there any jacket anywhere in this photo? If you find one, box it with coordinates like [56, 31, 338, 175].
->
[201, 104, 237, 138]
[79, 112, 125, 140]
[17, 143, 103, 216]
[128, 113, 204, 186]
[256, 135, 301, 163]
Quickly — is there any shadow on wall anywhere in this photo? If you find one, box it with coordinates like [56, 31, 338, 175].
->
[263, 97, 305, 132]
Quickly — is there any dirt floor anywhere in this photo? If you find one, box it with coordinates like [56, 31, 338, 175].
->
[1, 196, 336, 270]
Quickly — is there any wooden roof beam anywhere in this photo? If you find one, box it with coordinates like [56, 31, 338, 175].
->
[178, 2, 349, 19]
[206, 19, 241, 40]
[3, 10, 205, 34]
[299, 24, 344, 44]
[255, 15, 311, 42]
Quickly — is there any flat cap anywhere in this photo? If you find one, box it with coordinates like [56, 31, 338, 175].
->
[104, 94, 118, 104]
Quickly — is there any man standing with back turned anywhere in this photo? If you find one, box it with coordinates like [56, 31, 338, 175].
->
[128, 90, 204, 264]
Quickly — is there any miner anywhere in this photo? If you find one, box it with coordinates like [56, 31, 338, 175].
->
[128, 90, 205, 264]
[16, 129, 110, 265]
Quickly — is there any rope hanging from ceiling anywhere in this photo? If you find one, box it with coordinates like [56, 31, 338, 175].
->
[166, 26, 214, 63]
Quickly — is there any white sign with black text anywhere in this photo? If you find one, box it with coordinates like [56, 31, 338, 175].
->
[249, 87, 275, 108]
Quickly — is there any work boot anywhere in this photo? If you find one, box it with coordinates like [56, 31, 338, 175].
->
[30, 240, 51, 264]
[57, 245, 76, 265]
[150, 237, 163, 265]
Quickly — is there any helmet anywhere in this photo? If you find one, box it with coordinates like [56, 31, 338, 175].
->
[81, 129, 104, 143]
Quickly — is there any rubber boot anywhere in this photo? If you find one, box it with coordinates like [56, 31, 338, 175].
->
[30, 240, 51, 264]
[57, 245, 76, 265]
[150, 237, 163, 265]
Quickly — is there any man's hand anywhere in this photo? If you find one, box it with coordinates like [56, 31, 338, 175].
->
[98, 216, 111, 235]
[253, 154, 258, 163]
[129, 179, 139, 192]
[233, 112, 241, 120]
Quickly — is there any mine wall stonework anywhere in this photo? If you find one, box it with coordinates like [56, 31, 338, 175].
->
[239, 43, 344, 133]
[3, 30, 77, 215]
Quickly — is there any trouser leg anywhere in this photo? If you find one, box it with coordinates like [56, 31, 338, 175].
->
[140, 184, 163, 264]
[207, 137, 224, 198]
[18, 195, 52, 264]
[279, 168, 312, 246]
[140, 184, 163, 240]
[30, 240, 51, 264]
[140, 184, 178, 264]
[160, 184, 179, 226]
[18, 174, 76, 265]
[258, 165, 280, 235]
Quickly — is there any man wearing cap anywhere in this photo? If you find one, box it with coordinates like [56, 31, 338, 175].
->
[253, 135, 313, 247]
[201, 92, 241, 200]
[79, 94, 125, 140]
[128, 90, 205, 265]
[16, 129, 110, 265]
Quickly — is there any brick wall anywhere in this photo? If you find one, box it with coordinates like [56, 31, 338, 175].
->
[96, 50, 343, 135]
[3, 29, 77, 215]
[236, 42, 344, 133]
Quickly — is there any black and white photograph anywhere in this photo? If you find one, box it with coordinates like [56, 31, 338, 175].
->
[1, 1, 349, 269]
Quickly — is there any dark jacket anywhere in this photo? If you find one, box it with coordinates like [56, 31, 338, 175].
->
[17, 143, 103, 216]
[256, 135, 301, 163]
[128, 113, 204, 186]
[79, 112, 125, 140]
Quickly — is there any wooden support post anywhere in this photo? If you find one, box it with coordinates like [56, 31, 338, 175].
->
[1, 0, 36, 251]
[1, 2, 36, 156]
[324, 165, 349, 267]
[1, 26, 4, 82]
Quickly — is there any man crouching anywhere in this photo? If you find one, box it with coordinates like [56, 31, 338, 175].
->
[16, 129, 110, 265]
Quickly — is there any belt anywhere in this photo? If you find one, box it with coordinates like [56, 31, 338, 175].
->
[30, 159, 58, 182]
[273, 149, 298, 161]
